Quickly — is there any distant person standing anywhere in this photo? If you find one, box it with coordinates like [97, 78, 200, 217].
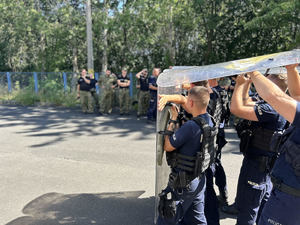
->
[136, 68, 150, 120]
[147, 68, 160, 122]
[99, 69, 117, 115]
[77, 69, 93, 113]
[89, 72, 101, 114]
[117, 69, 131, 115]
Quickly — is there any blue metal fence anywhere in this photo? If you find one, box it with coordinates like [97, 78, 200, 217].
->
[0, 72, 137, 98]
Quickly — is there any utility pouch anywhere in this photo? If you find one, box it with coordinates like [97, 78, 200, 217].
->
[158, 191, 176, 219]
[239, 129, 252, 153]
[270, 131, 284, 153]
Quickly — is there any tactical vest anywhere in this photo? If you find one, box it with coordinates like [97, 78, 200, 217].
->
[236, 119, 278, 154]
[271, 126, 300, 177]
[139, 76, 149, 91]
[166, 117, 217, 189]
[270, 126, 300, 196]
[208, 88, 229, 126]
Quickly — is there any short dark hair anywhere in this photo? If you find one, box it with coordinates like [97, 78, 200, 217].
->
[189, 86, 210, 109]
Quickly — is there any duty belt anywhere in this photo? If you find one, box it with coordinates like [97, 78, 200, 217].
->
[271, 175, 300, 197]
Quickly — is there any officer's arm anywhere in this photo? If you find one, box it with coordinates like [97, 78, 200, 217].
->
[126, 80, 131, 87]
[158, 95, 187, 111]
[117, 79, 124, 87]
[112, 78, 118, 88]
[164, 106, 178, 152]
[136, 71, 143, 79]
[164, 119, 177, 152]
[249, 71, 297, 123]
[83, 76, 91, 84]
[149, 84, 158, 91]
[230, 76, 258, 121]
[286, 64, 300, 101]
[242, 80, 256, 107]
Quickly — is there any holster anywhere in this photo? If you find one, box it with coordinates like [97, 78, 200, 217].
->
[239, 129, 253, 153]
[246, 154, 277, 173]
[158, 191, 176, 219]
[168, 171, 193, 190]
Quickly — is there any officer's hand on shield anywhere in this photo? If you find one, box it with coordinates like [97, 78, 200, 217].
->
[158, 95, 169, 111]
[182, 83, 191, 90]
[236, 74, 250, 85]
[285, 63, 299, 71]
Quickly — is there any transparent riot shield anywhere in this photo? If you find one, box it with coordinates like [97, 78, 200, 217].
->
[158, 49, 300, 88]
[154, 85, 182, 223]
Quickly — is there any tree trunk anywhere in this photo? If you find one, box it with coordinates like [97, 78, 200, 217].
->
[102, 0, 108, 73]
[86, 0, 94, 72]
[166, 4, 175, 66]
[71, 46, 79, 91]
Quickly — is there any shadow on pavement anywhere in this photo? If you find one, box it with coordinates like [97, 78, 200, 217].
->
[0, 105, 155, 147]
[6, 191, 155, 225]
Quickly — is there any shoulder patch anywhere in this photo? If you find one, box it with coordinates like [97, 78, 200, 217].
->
[257, 105, 263, 116]
[172, 133, 176, 141]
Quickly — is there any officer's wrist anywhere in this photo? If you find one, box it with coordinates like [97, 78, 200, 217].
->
[171, 116, 177, 121]
[169, 119, 178, 124]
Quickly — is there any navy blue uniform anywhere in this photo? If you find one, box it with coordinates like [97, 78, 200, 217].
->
[205, 86, 229, 225]
[78, 76, 92, 91]
[258, 102, 300, 225]
[234, 100, 286, 225]
[210, 87, 229, 197]
[147, 75, 157, 121]
[157, 113, 212, 225]
[138, 75, 149, 91]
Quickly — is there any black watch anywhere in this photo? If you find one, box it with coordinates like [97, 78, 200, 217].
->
[168, 119, 178, 125]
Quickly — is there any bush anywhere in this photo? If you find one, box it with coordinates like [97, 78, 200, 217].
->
[13, 89, 40, 106]
[0, 89, 78, 107]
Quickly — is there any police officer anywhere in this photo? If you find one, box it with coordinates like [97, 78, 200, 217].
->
[204, 79, 230, 225]
[117, 69, 131, 115]
[77, 69, 94, 113]
[89, 72, 101, 114]
[99, 69, 117, 115]
[226, 73, 288, 225]
[147, 68, 160, 122]
[136, 68, 150, 120]
[157, 86, 214, 225]
[248, 64, 300, 225]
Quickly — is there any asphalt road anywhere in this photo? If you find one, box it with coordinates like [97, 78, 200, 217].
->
[0, 105, 242, 225]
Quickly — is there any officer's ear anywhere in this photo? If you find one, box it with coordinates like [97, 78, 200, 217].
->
[187, 96, 193, 107]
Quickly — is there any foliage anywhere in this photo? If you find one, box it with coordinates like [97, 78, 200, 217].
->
[0, 0, 298, 74]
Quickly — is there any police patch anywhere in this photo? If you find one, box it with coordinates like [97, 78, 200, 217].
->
[172, 133, 176, 141]
[257, 105, 263, 116]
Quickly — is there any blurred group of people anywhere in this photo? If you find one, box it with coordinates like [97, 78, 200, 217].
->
[77, 67, 161, 123]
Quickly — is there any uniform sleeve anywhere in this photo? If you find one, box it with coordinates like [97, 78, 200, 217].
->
[98, 77, 102, 85]
[77, 78, 81, 85]
[113, 76, 117, 83]
[292, 102, 300, 127]
[254, 102, 278, 123]
[169, 122, 194, 149]
[149, 77, 156, 86]
[90, 79, 96, 86]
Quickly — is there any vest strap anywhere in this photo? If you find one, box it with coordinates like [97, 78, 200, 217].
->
[271, 175, 300, 197]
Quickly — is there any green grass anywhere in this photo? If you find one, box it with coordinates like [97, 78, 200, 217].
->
[0, 88, 78, 107]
